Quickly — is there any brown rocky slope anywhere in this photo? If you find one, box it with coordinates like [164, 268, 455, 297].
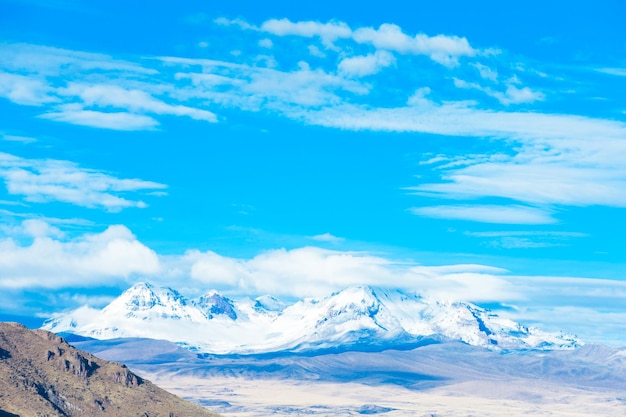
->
[0, 322, 221, 417]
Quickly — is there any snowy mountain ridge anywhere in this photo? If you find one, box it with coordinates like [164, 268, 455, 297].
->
[42, 282, 581, 354]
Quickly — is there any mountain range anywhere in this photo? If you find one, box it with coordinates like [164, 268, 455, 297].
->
[43, 282, 580, 354]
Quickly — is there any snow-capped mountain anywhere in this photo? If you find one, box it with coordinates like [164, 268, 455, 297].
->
[42, 282, 581, 354]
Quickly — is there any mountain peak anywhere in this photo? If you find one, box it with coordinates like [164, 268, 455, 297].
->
[325, 286, 383, 314]
[194, 291, 237, 320]
[102, 283, 196, 322]
[329, 285, 386, 305]
[254, 295, 286, 313]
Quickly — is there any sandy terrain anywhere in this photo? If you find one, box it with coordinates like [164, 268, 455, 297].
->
[144, 372, 626, 417]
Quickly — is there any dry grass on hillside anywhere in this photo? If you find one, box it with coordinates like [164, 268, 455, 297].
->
[0, 322, 221, 417]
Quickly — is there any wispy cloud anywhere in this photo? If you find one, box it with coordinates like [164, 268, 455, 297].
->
[0, 43, 215, 130]
[338, 50, 395, 77]
[410, 205, 556, 225]
[471, 62, 499, 81]
[467, 231, 587, 238]
[310, 232, 345, 243]
[217, 17, 477, 66]
[464, 230, 587, 249]
[59, 83, 217, 122]
[503, 306, 626, 347]
[167, 57, 368, 109]
[0, 71, 57, 106]
[292, 97, 626, 142]
[0, 208, 94, 227]
[259, 18, 352, 47]
[0, 42, 156, 75]
[39, 106, 159, 130]
[2, 20, 626, 225]
[453, 77, 545, 105]
[351, 23, 476, 67]
[1, 218, 65, 239]
[0, 152, 167, 211]
[596, 67, 626, 77]
[290, 98, 626, 222]
[2, 134, 37, 144]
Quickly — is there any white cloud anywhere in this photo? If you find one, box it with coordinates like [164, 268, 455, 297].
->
[180, 246, 518, 301]
[308, 45, 326, 58]
[2, 134, 37, 143]
[0, 71, 57, 106]
[258, 38, 273, 49]
[488, 237, 563, 249]
[3, 224, 513, 303]
[60, 83, 217, 122]
[260, 18, 352, 47]
[412, 158, 626, 208]
[0, 152, 167, 211]
[214, 17, 256, 31]
[143, 41, 626, 222]
[0, 43, 217, 130]
[310, 232, 345, 243]
[171, 58, 368, 110]
[293, 98, 626, 142]
[472, 63, 498, 81]
[410, 205, 556, 225]
[39, 106, 159, 130]
[289, 100, 626, 215]
[499, 276, 626, 344]
[503, 306, 626, 347]
[467, 230, 586, 238]
[406, 87, 432, 106]
[226, 18, 476, 65]
[0, 222, 160, 289]
[0, 208, 94, 227]
[3, 34, 625, 223]
[499, 84, 545, 104]
[1, 218, 65, 239]
[338, 50, 395, 77]
[352, 23, 476, 66]
[243, 62, 369, 106]
[186, 250, 250, 287]
[453, 78, 545, 105]
[596, 67, 626, 77]
[216, 17, 352, 47]
[0, 42, 156, 75]
[22, 219, 65, 238]
[467, 230, 587, 249]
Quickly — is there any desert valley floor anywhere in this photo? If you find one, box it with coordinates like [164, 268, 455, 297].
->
[71, 336, 626, 417]
[147, 373, 626, 417]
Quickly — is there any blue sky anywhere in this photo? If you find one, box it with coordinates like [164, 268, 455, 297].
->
[0, 0, 625, 345]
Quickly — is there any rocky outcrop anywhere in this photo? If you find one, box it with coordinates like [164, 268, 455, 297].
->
[0, 322, 221, 417]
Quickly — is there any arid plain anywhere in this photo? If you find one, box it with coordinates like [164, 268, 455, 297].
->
[148, 373, 626, 417]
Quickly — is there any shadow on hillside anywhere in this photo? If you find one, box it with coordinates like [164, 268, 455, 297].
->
[0, 347, 11, 360]
[0, 410, 20, 417]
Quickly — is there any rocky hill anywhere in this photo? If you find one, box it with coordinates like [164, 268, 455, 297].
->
[0, 322, 220, 417]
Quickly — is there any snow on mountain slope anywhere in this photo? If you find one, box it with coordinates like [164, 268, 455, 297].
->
[193, 290, 238, 320]
[42, 283, 581, 354]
